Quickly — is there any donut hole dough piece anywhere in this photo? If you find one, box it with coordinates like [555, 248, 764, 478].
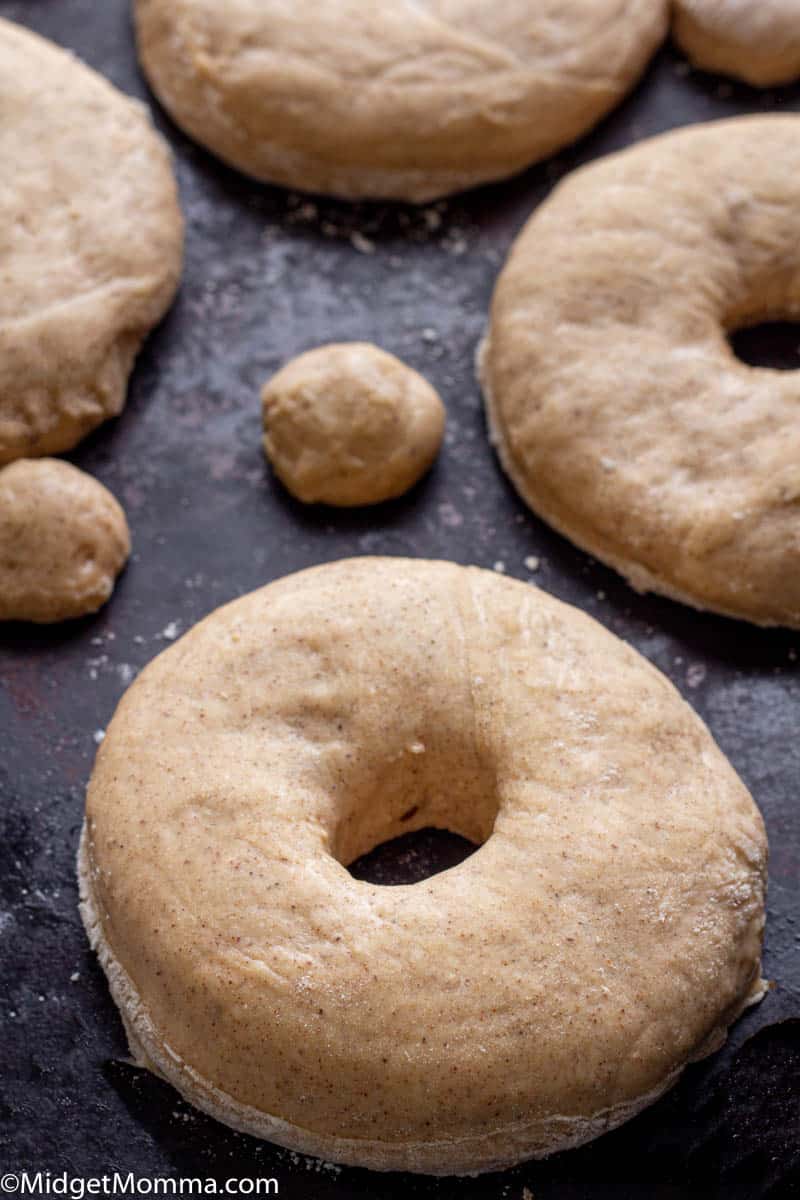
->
[80, 557, 767, 1175]
[133, 0, 668, 202]
[0, 18, 183, 465]
[673, 1, 800, 87]
[0, 459, 130, 623]
[262, 343, 446, 506]
[481, 115, 800, 628]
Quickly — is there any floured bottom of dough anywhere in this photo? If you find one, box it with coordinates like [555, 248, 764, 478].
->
[77, 823, 765, 1175]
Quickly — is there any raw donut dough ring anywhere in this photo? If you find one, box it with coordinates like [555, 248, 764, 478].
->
[133, 0, 668, 202]
[673, 1, 800, 87]
[0, 18, 183, 465]
[0, 459, 130, 623]
[480, 116, 800, 628]
[80, 557, 767, 1175]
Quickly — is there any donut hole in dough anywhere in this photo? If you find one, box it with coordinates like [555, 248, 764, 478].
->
[348, 826, 479, 886]
[328, 721, 499, 870]
[729, 320, 800, 372]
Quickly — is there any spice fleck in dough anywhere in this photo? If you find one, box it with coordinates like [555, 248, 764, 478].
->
[262, 344, 445, 506]
[80, 558, 767, 1175]
[0, 459, 130, 623]
[481, 116, 800, 628]
[134, 0, 668, 201]
[0, 18, 183, 465]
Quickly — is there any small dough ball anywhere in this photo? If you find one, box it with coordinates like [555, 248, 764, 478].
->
[262, 344, 445, 506]
[673, 1, 800, 87]
[0, 459, 130, 623]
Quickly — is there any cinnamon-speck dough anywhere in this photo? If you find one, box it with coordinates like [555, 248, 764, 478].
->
[0, 459, 130, 623]
[673, 1, 800, 86]
[480, 116, 800, 628]
[133, 0, 668, 202]
[262, 344, 445, 506]
[0, 18, 183, 465]
[80, 557, 767, 1174]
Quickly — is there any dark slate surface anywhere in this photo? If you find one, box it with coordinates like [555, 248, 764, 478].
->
[1, 3, 799, 1198]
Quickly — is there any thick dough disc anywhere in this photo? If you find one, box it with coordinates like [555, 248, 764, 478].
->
[0, 18, 183, 464]
[133, 0, 668, 201]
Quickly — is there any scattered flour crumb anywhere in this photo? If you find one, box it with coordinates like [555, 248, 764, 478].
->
[524, 556, 540, 571]
[493, 560, 506, 573]
[438, 502, 463, 528]
[93, 729, 105, 745]
[161, 621, 181, 641]
[350, 231, 375, 254]
[687, 663, 707, 689]
[70, 972, 80, 983]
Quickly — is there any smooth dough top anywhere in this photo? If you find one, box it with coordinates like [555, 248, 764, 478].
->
[482, 116, 800, 628]
[262, 343, 446, 506]
[133, 0, 668, 201]
[0, 18, 183, 465]
[0, 459, 130, 623]
[673, 1, 800, 86]
[82, 558, 766, 1174]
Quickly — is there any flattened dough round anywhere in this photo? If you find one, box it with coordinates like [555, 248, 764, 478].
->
[0, 18, 183, 465]
[133, 0, 668, 201]
[481, 116, 800, 628]
[673, 1, 800, 86]
[262, 343, 445, 506]
[80, 557, 767, 1174]
[0, 459, 130, 623]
